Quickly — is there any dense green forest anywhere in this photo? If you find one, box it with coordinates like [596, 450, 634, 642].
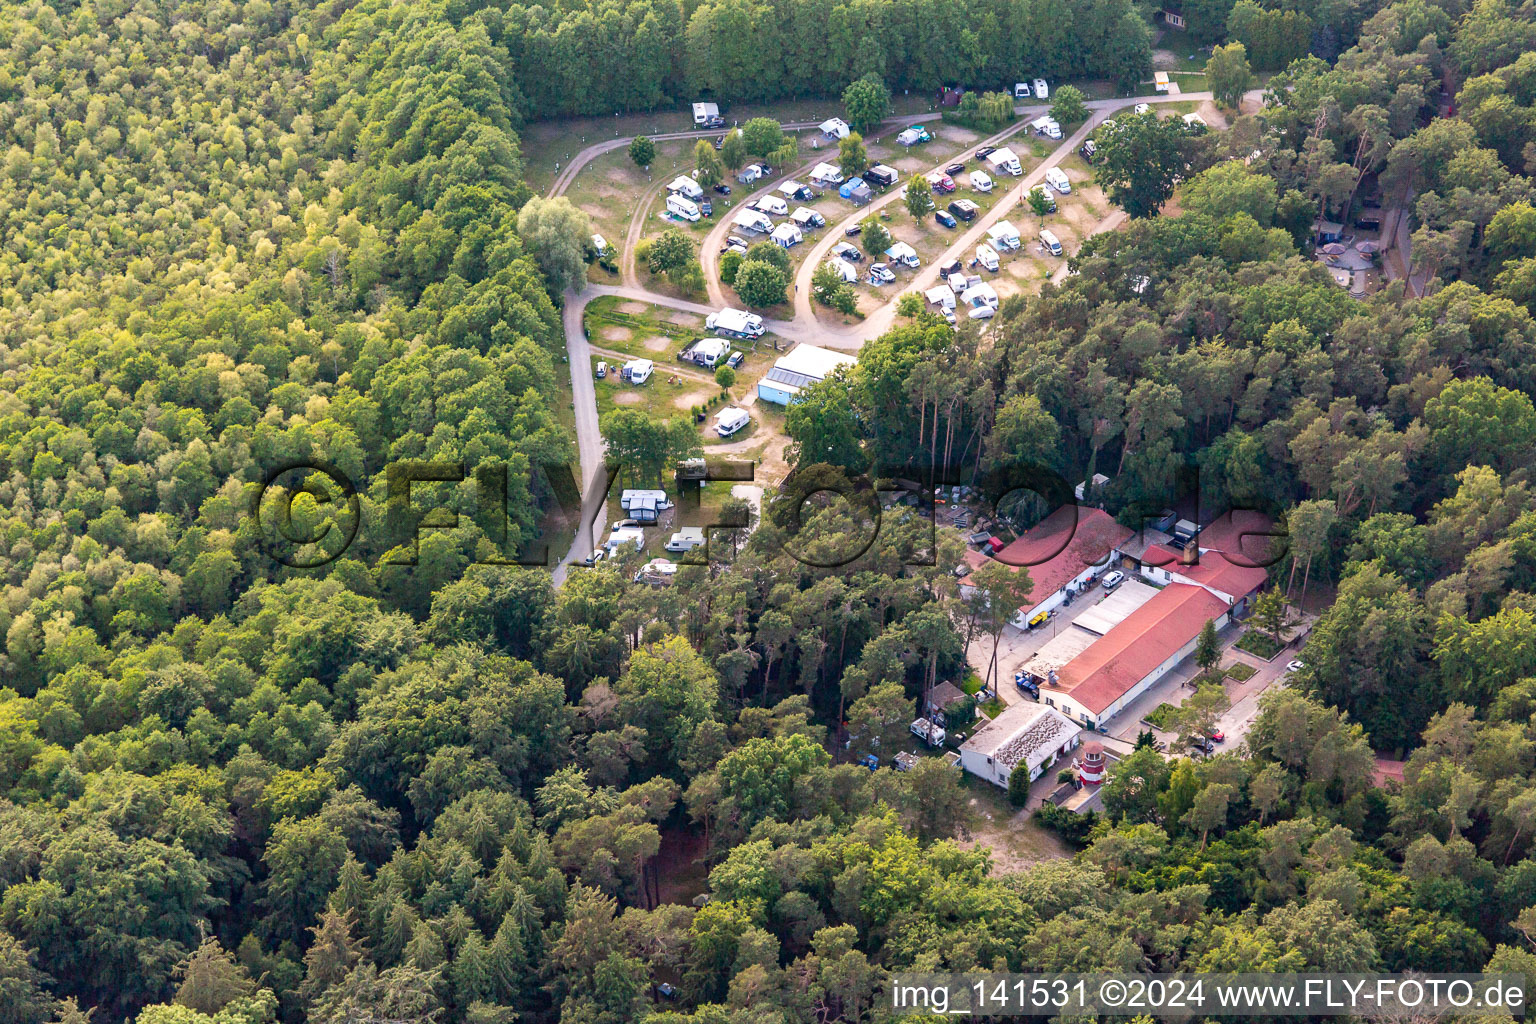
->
[3, 0, 1536, 1021]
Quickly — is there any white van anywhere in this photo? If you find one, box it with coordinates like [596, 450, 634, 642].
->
[714, 407, 750, 437]
[754, 196, 789, 217]
[1044, 167, 1071, 194]
[1013, 81, 1032, 99]
[1039, 229, 1063, 256]
[666, 194, 701, 222]
[975, 244, 999, 271]
[885, 242, 920, 268]
[988, 221, 1021, 251]
[970, 170, 994, 193]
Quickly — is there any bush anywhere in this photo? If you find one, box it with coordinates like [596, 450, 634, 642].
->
[744, 241, 790, 274]
[1008, 762, 1031, 806]
[1035, 803, 1099, 847]
[720, 250, 744, 284]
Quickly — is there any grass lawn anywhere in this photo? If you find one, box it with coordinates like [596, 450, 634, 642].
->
[1226, 662, 1257, 682]
[979, 697, 1006, 719]
[1144, 703, 1176, 729]
[1235, 630, 1285, 659]
[601, 480, 751, 566]
[960, 672, 984, 696]
[557, 139, 698, 261]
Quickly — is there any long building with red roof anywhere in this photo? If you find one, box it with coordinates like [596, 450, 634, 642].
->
[959, 506, 1134, 627]
[1043, 583, 1234, 728]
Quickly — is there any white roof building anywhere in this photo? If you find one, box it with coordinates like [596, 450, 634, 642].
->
[757, 344, 858, 405]
[959, 702, 1081, 787]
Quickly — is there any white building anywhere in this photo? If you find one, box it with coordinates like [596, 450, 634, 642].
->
[756, 343, 857, 405]
[959, 702, 1080, 788]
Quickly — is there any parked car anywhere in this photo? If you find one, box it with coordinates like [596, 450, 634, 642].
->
[595, 361, 607, 378]
[582, 548, 605, 566]
[1190, 737, 1215, 754]
[975, 145, 996, 161]
[1078, 139, 1097, 162]
[1208, 728, 1226, 743]
[845, 222, 862, 235]
[700, 199, 713, 216]
[935, 210, 957, 228]
[713, 183, 731, 195]
[1286, 659, 1305, 673]
[1102, 570, 1124, 590]
[868, 262, 895, 284]
[945, 161, 965, 176]
[831, 241, 862, 261]
[703, 115, 726, 129]
[1134, 103, 1151, 115]
[726, 351, 744, 369]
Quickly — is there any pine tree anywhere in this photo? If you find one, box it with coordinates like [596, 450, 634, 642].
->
[300, 909, 365, 1006]
[329, 855, 371, 919]
[450, 932, 491, 1006]
[378, 898, 418, 964]
[404, 920, 446, 973]
[1195, 619, 1221, 678]
[174, 936, 256, 1015]
[487, 913, 529, 1002]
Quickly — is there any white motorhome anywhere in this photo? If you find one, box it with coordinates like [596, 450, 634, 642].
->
[969, 170, 994, 193]
[714, 407, 750, 437]
[985, 147, 1022, 176]
[925, 284, 956, 310]
[731, 208, 773, 234]
[975, 243, 999, 271]
[707, 308, 766, 338]
[665, 527, 707, 552]
[885, 242, 920, 268]
[666, 194, 701, 222]
[1031, 116, 1061, 139]
[692, 101, 720, 125]
[1044, 167, 1071, 194]
[667, 175, 703, 201]
[591, 233, 610, 256]
[987, 221, 1021, 251]
[754, 195, 789, 217]
[737, 163, 764, 184]
[791, 207, 824, 228]
[1033, 78, 1049, 98]
[809, 161, 845, 185]
[1039, 228, 1063, 256]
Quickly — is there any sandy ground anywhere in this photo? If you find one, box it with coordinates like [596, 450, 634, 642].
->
[618, 300, 648, 314]
[601, 325, 630, 341]
[644, 335, 671, 351]
[612, 392, 641, 404]
[673, 389, 710, 410]
[959, 798, 1074, 874]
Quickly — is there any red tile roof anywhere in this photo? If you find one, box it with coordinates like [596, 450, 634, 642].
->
[989, 506, 1134, 601]
[1195, 510, 1284, 566]
[1057, 583, 1231, 713]
[1170, 550, 1268, 601]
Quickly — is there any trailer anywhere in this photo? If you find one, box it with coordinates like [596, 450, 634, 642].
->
[910, 718, 946, 747]
[666, 194, 701, 222]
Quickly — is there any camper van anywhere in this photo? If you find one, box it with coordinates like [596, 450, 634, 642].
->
[754, 195, 789, 217]
[819, 117, 850, 139]
[1013, 81, 1032, 99]
[831, 241, 862, 262]
[706, 308, 766, 339]
[714, 407, 750, 437]
[809, 162, 844, 186]
[885, 242, 920, 269]
[984, 147, 1022, 176]
[1033, 78, 1049, 98]
[1039, 228, 1063, 256]
[1028, 184, 1056, 212]
[1031, 116, 1061, 139]
[731, 208, 773, 234]
[868, 263, 895, 285]
[692, 101, 721, 126]
[668, 176, 703, 201]
[969, 170, 993, 193]
[591, 233, 610, 256]
[666, 194, 701, 222]
[975, 243, 1000, 271]
[987, 221, 1021, 251]
[865, 165, 900, 188]
[1044, 167, 1071, 194]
